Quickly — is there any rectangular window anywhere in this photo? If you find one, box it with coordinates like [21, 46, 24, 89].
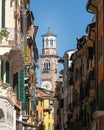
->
[48, 113, 50, 119]
[2, 0, 5, 28]
[40, 100, 42, 106]
[6, 61, 10, 83]
[13, 73, 18, 91]
[1, 59, 4, 82]
[48, 123, 50, 130]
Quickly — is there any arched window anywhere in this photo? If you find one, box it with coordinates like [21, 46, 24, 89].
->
[46, 38, 49, 47]
[50, 39, 53, 47]
[44, 60, 50, 71]
[0, 108, 5, 121]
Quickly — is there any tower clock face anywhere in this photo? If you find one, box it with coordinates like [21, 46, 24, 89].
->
[41, 81, 52, 90]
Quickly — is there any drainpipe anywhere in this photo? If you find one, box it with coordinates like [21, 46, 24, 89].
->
[87, 2, 98, 110]
[15, 0, 17, 45]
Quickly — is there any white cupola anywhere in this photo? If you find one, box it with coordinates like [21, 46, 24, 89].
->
[41, 27, 57, 55]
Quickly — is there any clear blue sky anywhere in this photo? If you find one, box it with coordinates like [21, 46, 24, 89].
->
[30, 0, 93, 86]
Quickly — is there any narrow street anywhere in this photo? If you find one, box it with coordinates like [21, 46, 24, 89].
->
[0, 0, 104, 130]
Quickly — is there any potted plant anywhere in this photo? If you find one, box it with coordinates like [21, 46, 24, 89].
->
[0, 28, 9, 41]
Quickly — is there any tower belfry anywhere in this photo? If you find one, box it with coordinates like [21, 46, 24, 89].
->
[40, 28, 58, 92]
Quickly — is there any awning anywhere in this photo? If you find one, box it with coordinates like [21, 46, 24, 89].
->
[8, 46, 25, 73]
[0, 45, 25, 73]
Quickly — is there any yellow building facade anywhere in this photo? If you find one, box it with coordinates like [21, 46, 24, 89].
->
[36, 88, 54, 130]
[43, 98, 54, 130]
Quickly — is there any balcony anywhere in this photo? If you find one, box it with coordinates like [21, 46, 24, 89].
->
[42, 69, 49, 73]
[0, 29, 25, 74]
[0, 28, 24, 48]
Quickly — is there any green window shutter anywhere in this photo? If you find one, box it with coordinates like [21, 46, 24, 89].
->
[18, 69, 25, 101]
[35, 96, 38, 105]
[6, 61, 10, 83]
[17, 71, 20, 100]
[20, 70, 25, 100]
[1, 59, 4, 82]
[13, 69, 28, 111]
[18, 69, 28, 110]
[2, 0, 5, 28]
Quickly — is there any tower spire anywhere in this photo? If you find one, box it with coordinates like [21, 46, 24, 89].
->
[47, 27, 50, 32]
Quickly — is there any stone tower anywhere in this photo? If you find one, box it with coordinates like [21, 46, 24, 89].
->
[40, 27, 58, 92]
